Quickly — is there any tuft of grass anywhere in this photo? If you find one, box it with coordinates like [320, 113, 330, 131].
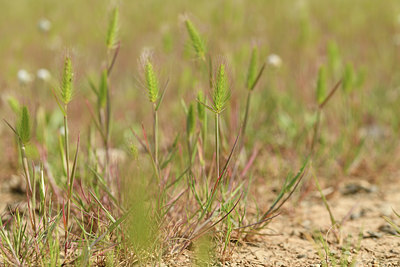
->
[308, 230, 362, 267]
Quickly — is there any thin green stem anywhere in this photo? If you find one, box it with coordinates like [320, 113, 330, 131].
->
[241, 90, 252, 146]
[64, 114, 70, 183]
[215, 112, 220, 179]
[63, 109, 71, 252]
[20, 144, 35, 232]
[153, 105, 159, 166]
[310, 108, 321, 156]
[312, 167, 337, 228]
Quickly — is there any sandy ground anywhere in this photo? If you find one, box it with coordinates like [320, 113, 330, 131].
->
[165, 177, 400, 266]
[231, 179, 400, 266]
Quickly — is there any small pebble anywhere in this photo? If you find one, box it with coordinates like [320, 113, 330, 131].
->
[364, 231, 382, 239]
[350, 209, 365, 220]
[379, 224, 398, 235]
[296, 254, 307, 259]
[380, 204, 392, 217]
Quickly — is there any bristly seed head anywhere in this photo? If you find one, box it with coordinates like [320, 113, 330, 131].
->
[61, 56, 73, 105]
[145, 61, 159, 103]
[98, 69, 108, 108]
[106, 7, 119, 49]
[342, 63, 354, 94]
[185, 19, 206, 60]
[187, 103, 196, 137]
[197, 91, 205, 121]
[17, 106, 31, 144]
[212, 64, 230, 114]
[247, 47, 258, 90]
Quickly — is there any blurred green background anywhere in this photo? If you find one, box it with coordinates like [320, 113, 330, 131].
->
[1, 0, 400, 181]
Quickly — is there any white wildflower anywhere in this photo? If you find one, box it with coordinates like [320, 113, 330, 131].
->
[38, 18, 52, 33]
[37, 68, 51, 81]
[17, 69, 33, 85]
[267, 54, 282, 68]
[394, 34, 400, 46]
[59, 126, 65, 136]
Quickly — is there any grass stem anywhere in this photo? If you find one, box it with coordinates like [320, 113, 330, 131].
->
[154, 105, 159, 166]
[215, 112, 220, 179]
[241, 90, 252, 145]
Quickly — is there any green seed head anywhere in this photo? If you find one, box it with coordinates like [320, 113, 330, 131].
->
[197, 91, 205, 121]
[17, 106, 31, 144]
[185, 19, 206, 60]
[106, 7, 119, 49]
[342, 63, 354, 94]
[247, 47, 258, 90]
[316, 65, 326, 105]
[187, 103, 196, 137]
[327, 41, 340, 75]
[61, 57, 73, 105]
[7, 96, 21, 114]
[98, 69, 108, 108]
[145, 61, 159, 103]
[212, 64, 230, 113]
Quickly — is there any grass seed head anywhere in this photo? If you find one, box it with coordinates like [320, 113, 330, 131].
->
[185, 19, 206, 60]
[106, 7, 119, 49]
[247, 47, 258, 90]
[98, 69, 108, 108]
[197, 91, 205, 121]
[61, 56, 73, 105]
[145, 61, 159, 103]
[212, 64, 230, 114]
[187, 103, 196, 137]
[7, 96, 21, 114]
[343, 63, 354, 94]
[17, 106, 31, 144]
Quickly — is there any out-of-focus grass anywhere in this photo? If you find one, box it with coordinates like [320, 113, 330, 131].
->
[2, 0, 399, 153]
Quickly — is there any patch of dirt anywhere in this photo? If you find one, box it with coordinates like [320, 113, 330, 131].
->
[229, 179, 400, 266]
[165, 178, 400, 266]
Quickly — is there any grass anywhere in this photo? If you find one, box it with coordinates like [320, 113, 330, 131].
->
[0, 0, 400, 265]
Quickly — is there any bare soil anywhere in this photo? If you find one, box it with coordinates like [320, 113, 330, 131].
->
[166, 176, 400, 266]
